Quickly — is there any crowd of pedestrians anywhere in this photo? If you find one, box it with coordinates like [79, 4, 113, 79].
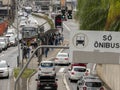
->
[21, 32, 64, 60]
[41, 32, 64, 57]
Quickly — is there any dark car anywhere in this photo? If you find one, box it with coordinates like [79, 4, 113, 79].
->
[36, 76, 58, 90]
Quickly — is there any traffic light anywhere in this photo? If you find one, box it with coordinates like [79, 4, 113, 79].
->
[55, 14, 62, 28]
[61, 9, 67, 21]
[67, 10, 72, 19]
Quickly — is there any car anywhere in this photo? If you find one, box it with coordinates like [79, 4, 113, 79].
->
[0, 37, 8, 50]
[36, 76, 58, 90]
[55, 52, 70, 65]
[68, 66, 87, 82]
[0, 60, 9, 78]
[77, 75, 104, 90]
[7, 27, 16, 35]
[38, 60, 56, 78]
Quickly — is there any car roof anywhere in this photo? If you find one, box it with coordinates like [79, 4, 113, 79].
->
[41, 60, 54, 63]
[57, 53, 68, 55]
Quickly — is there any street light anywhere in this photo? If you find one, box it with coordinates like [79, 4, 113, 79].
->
[16, 0, 21, 67]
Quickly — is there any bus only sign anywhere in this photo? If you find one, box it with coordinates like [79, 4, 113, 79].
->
[70, 30, 120, 64]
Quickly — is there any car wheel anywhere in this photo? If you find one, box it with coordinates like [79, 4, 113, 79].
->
[6, 74, 9, 79]
[69, 78, 72, 82]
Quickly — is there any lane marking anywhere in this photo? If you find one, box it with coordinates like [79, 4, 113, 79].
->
[59, 68, 65, 72]
[63, 23, 71, 31]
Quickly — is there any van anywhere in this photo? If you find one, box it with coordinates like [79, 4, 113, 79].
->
[38, 60, 56, 78]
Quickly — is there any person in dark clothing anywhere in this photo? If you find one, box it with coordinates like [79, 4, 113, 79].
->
[45, 48, 49, 57]
[23, 46, 28, 60]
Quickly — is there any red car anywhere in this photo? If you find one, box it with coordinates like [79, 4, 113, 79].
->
[71, 63, 87, 69]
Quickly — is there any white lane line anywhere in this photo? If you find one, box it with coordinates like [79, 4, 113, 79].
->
[63, 74, 70, 90]
[63, 23, 71, 31]
[59, 68, 65, 72]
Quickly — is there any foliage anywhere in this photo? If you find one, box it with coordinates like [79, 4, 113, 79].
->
[76, 0, 111, 30]
[14, 68, 35, 78]
[105, 0, 120, 31]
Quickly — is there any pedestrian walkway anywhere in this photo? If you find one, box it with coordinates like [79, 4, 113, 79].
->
[26, 40, 69, 70]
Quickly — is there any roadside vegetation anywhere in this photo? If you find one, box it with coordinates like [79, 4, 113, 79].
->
[75, 0, 120, 31]
[14, 68, 36, 78]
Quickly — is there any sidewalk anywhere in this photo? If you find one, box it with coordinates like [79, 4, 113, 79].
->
[27, 40, 69, 70]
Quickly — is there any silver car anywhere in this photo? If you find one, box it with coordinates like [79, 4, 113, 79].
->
[77, 75, 104, 90]
[0, 60, 9, 78]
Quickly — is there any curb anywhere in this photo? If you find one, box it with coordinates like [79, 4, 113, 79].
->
[27, 70, 37, 90]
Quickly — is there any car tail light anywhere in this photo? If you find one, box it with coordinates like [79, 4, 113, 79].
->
[37, 81, 41, 87]
[65, 58, 68, 60]
[100, 87, 104, 90]
[54, 82, 58, 87]
[71, 72, 74, 75]
[83, 87, 87, 90]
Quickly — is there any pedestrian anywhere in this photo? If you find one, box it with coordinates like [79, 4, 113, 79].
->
[45, 48, 49, 57]
[23, 46, 27, 60]
[27, 46, 31, 59]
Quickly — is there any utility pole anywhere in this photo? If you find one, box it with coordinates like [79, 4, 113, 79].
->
[16, 0, 21, 68]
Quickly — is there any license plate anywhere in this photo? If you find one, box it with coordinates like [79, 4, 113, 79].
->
[44, 87, 51, 89]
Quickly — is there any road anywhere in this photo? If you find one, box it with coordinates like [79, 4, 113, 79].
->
[28, 16, 84, 90]
[0, 46, 18, 90]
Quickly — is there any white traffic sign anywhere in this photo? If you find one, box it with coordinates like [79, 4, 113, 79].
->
[70, 30, 120, 64]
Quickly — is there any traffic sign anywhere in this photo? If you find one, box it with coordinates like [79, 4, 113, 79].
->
[70, 30, 120, 64]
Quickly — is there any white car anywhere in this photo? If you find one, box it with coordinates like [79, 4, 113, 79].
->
[77, 75, 104, 90]
[68, 66, 87, 82]
[55, 52, 70, 65]
[0, 60, 9, 78]
[38, 60, 56, 78]
[0, 37, 8, 50]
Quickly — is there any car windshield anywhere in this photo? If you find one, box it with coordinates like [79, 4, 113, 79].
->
[41, 63, 53, 67]
[74, 68, 86, 72]
[85, 82, 102, 87]
[0, 63, 7, 68]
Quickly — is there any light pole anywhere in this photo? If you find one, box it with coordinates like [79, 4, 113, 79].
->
[16, 0, 21, 68]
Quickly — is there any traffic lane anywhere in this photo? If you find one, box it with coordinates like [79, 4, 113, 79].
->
[0, 46, 18, 68]
[0, 68, 13, 90]
[29, 65, 68, 90]
[63, 19, 79, 31]
[0, 46, 18, 90]
[64, 71, 77, 90]
[32, 15, 51, 32]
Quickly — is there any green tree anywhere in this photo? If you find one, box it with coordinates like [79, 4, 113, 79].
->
[76, 0, 109, 30]
[105, 0, 120, 31]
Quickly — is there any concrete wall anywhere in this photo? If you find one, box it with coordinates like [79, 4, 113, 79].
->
[96, 64, 120, 90]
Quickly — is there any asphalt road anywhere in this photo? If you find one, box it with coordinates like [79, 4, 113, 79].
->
[0, 46, 18, 90]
